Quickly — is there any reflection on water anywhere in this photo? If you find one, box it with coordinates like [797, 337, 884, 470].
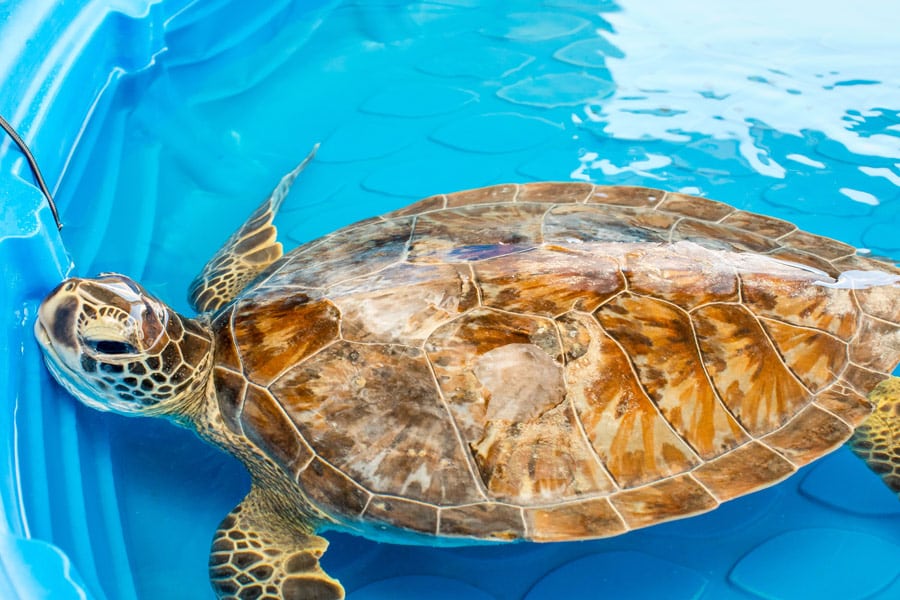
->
[595, 0, 900, 187]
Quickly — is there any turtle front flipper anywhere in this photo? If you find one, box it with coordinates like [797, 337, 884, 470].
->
[209, 487, 343, 600]
[850, 377, 900, 496]
[188, 145, 318, 314]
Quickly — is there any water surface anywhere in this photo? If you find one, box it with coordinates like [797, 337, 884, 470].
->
[25, 0, 900, 598]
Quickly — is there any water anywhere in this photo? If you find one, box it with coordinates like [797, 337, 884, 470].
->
[21, 0, 900, 598]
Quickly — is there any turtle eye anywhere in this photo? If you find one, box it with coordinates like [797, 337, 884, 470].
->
[86, 338, 138, 355]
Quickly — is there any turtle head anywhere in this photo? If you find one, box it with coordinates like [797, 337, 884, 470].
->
[34, 274, 213, 420]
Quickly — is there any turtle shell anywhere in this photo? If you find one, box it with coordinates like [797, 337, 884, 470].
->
[210, 183, 900, 542]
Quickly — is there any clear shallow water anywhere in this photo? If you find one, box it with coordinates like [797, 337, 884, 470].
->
[21, 0, 900, 598]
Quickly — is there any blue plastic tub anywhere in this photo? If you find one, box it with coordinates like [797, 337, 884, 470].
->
[3, 1, 900, 598]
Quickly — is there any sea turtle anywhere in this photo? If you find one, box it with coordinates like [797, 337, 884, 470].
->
[35, 149, 900, 600]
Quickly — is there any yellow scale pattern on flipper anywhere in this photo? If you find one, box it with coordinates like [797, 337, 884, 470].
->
[188, 147, 317, 314]
[850, 377, 900, 495]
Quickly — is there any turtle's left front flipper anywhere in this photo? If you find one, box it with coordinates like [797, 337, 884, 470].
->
[850, 377, 900, 495]
[210, 486, 344, 600]
[188, 145, 318, 314]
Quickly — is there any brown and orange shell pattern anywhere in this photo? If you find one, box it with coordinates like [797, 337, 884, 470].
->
[210, 183, 900, 543]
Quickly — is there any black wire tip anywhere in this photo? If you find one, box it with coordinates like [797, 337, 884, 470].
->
[0, 113, 63, 231]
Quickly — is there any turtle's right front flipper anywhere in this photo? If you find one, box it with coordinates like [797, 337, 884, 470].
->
[850, 377, 900, 495]
[210, 487, 344, 600]
[188, 145, 318, 314]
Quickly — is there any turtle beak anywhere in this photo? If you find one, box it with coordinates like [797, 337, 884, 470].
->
[35, 280, 82, 356]
[34, 318, 52, 349]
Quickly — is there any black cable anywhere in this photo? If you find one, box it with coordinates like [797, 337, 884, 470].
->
[0, 113, 63, 230]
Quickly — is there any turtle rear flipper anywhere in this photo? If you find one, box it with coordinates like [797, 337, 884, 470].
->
[188, 145, 318, 314]
[209, 487, 344, 600]
[850, 377, 900, 495]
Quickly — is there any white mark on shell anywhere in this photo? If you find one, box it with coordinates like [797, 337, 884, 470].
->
[473, 343, 565, 422]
